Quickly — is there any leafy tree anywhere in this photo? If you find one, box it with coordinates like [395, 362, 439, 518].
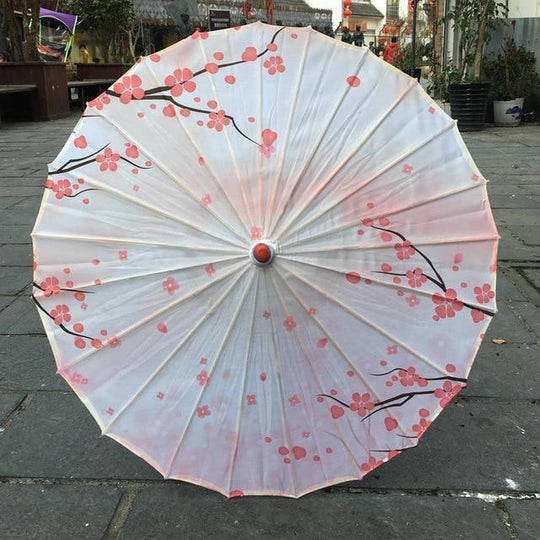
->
[63, 0, 134, 62]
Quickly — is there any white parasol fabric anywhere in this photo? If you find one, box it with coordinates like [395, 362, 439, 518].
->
[32, 23, 498, 498]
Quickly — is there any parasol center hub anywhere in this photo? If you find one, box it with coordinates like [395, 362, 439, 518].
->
[250, 241, 275, 266]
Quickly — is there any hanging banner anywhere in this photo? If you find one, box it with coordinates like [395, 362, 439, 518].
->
[208, 9, 231, 31]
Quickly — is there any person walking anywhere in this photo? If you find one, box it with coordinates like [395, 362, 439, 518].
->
[341, 26, 352, 44]
[383, 37, 399, 65]
[352, 25, 364, 47]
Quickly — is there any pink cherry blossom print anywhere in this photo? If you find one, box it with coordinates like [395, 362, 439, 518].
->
[49, 179, 73, 199]
[125, 144, 139, 159]
[251, 226, 262, 240]
[156, 392, 165, 399]
[113, 75, 145, 104]
[162, 276, 180, 295]
[259, 128, 278, 158]
[330, 405, 344, 419]
[74, 136, 87, 149]
[283, 315, 296, 332]
[88, 92, 110, 110]
[394, 241, 415, 260]
[205, 264, 216, 276]
[157, 323, 168, 333]
[474, 283, 495, 303]
[224, 75, 236, 84]
[241, 46, 258, 61]
[264, 55, 285, 75]
[402, 164, 413, 174]
[471, 309, 485, 323]
[163, 104, 176, 118]
[346, 272, 361, 284]
[387, 345, 397, 355]
[434, 381, 463, 407]
[50, 304, 71, 324]
[191, 30, 208, 39]
[246, 394, 257, 405]
[398, 367, 427, 387]
[346, 75, 360, 87]
[428, 106, 436, 114]
[196, 405, 211, 418]
[205, 62, 219, 74]
[267, 43, 278, 52]
[384, 417, 398, 431]
[107, 336, 121, 348]
[213, 51, 224, 60]
[406, 294, 420, 307]
[96, 148, 120, 172]
[200, 357, 208, 365]
[317, 338, 328, 348]
[197, 370, 210, 386]
[41, 277, 60, 297]
[118, 250, 128, 261]
[292, 446, 307, 460]
[260, 372, 267, 381]
[350, 393, 374, 417]
[207, 109, 230, 132]
[150, 53, 160, 62]
[201, 194, 212, 206]
[406, 268, 427, 288]
[288, 394, 300, 406]
[106, 407, 115, 416]
[361, 456, 383, 472]
[164, 68, 196, 97]
[432, 289, 463, 319]
[229, 490, 244, 498]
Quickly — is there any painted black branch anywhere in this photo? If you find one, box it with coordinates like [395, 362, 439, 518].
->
[371, 225, 447, 291]
[370, 367, 467, 383]
[373, 270, 441, 289]
[461, 301, 495, 317]
[362, 394, 420, 421]
[317, 394, 351, 408]
[49, 143, 110, 175]
[63, 188, 99, 198]
[33, 282, 93, 294]
[119, 156, 152, 169]
[370, 448, 411, 452]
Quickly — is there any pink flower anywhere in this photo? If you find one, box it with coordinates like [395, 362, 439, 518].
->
[191, 30, 209, 40]
[402, 164, 413, 174]
[412, 409, 431, 437]
[156, 392, 165, 399]
[246, 394, 257, 405]
[96, 148, 120, 172]
[263, 55, 285, 75]
[394, 240, 415, 261]
[434, 380, 463, 407]
[259, 128, 278, 158]
[406, 294, 420, 307]
[162, 276, 179, 295]
[197, 370, 209, 386]
[201, 194, 212, 206]
[406, 268, 427, 288]
[50, 304, 71, 324]
[397, 366, 428, 387]
[474, 283, 495, 304]
[88, 92, 110, 110]
[164, 68, 196, 98]
[387, 345, 397, 355]
[112, 75, 145, 104]
[107, 336, 121, 348]
[205, 264, 216, 276]
[207, 109, 230, 132]
[251, 226, 262, 240]
[118, 250, 128, 261]
[41, 276, 60, 297]
[350, 392, 375, 417]
[288, 394, 301, 406]
[283, 315, 296, 332]
[432, 288, 463, 319]
[47, 178, 72, 199]
[263, 311, 271, 319]
[361, 456, 383, 473]
[196, 405, 211, 418]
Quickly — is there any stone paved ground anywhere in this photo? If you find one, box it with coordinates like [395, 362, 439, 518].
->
[0, 116, 539, 539]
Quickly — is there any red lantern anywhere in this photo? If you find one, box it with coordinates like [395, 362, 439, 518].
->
[343, 8, 352, 17]
[343, 0, 352, 6]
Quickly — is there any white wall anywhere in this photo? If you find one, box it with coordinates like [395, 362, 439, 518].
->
[303, 0, 342, 29]
[508, 0, 540, 18]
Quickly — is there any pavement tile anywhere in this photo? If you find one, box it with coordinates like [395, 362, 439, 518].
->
[506, 225, 540, 247]
[351, 400, 539, 492]
[0, 225, 32, 244]
[463, 343, 539, 400]
[0, 244, 33, 266]
[505, 499, 540, 540]
[0, 336, 67, 391]
[0, 295, 16, 311]
[0, 267, 32, 295]
[0, 295, 45, 335]
[495, 270, 530, 302]
[521, 268, 540, 290]
[0, 392, 161, 480]
[0, 392, 25, 424]
[118, 484, 507, 540]
[509, 302, 540, 340]
[483, 301, 538, 344]
[0, 484, 121, 540]
[497, 228, 539, 262]
[0, 197, 24, 210]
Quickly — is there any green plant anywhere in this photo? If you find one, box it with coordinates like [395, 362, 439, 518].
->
[427, 61, 458, 101]
[394, 43, 425, 72]
[443, 0, 508, 82]
[484, 37, 540, 100]
[63, 0, 134, 62]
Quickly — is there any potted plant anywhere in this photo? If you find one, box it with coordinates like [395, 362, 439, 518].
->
[443, 0, 508, 131]
[484, 37, 540, 127]
[394, 43, 424, 81]
[428, 61, 456, 116]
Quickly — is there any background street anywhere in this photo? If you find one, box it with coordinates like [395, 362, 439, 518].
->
[0, 116, 538, 539]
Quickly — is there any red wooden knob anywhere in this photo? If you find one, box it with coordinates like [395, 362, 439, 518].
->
[253, 243, 272, 263]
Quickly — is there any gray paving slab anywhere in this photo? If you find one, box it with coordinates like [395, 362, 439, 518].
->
[521, 268, 540, 290]
[353, 399, 539, 492]
[119, 484, 508, 540]
[510, 302, 540, 340]
[505, 499, 540, 540]
[489, 194, 540, 209]
[0, 244, 33, 266]
[0, 295, 16, 311]
[0, 295, 45, 334]
[0, 186, 46, 197]
[0, 225, 32, 244]
[483, 301, 538, 344]
[493, 209, 540, 226]
[464, 343, 539, 400]
[0, 267, 31, 295]
[0, 197, 24, 210]
[0, 484, 121, 540]
[0, 392, 161, 480]
[496, 270, 530, 302]
[497, 227, 539, 261]
[0, 392, 25, 424]
[0, 336, 67, 391]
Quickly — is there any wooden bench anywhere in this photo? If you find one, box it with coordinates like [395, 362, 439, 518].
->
[0, 84, 38, 127]
[68, 78, 115, 108]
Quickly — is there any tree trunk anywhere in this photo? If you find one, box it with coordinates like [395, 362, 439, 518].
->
[26, 0, 40, 61]
[472, 0, 490, 80]
[2, 0, 23, 61]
